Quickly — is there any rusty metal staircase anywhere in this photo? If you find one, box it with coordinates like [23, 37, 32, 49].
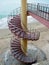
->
[8, 14, 39, 63]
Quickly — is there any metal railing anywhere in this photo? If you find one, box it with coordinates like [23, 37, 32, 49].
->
[8, 3, 49, 21]
[8, 3, 49, 33]
[27, 3, 49, 21]
[27, 3, 49, 32]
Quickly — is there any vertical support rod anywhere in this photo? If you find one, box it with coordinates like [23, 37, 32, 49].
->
[21, 0, 27, 54]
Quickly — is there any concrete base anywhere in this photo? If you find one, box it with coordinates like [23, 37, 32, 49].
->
[3, 45, 46, 65]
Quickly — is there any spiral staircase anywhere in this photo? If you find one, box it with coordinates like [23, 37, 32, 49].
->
[8, 3, 40, 64]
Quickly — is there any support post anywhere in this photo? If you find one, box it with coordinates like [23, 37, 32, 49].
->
[21, 0, 27, 55]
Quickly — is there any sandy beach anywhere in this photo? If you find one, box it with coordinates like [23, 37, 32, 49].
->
[0, 20, 49, 64]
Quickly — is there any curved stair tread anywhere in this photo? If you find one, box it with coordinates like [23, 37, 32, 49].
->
[11, 38, 37, 63]
[8, 16, 40, 41]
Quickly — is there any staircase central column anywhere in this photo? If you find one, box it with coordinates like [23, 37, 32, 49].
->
[21, 0, 27, 54]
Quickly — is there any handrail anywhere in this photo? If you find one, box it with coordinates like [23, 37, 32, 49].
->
[8, 3, 49, 22]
